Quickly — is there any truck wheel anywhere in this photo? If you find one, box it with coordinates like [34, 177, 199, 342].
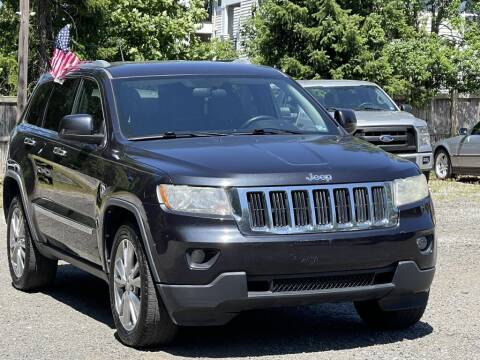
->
[354, 293, 428, 330]
[109, 223, 178, 348]
[434, 150, 453, 180]
[7, 196, 57, 291]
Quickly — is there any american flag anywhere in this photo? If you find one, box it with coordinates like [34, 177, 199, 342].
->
[49, 25, 80, 83]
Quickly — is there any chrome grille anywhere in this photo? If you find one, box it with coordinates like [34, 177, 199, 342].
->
[238, 182, 397, 234]
[247, 192, 267, 228]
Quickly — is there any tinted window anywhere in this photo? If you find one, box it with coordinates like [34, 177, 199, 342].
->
[75, 79, 104, 134]
[307, 85, 397, 111]
[113, 76, 337, 138]
[24, 82, 54, 126]
[472, 122, 480, 135]
[44, 79, 79, 131]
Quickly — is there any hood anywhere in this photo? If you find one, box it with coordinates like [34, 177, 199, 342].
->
[125, 135, 419, 187]
[354, 110, 426, 128]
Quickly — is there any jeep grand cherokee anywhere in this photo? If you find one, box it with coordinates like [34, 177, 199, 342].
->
[4, 61, 435, 348]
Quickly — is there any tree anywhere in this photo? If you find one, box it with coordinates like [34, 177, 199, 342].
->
[0, 0, 237, 95]
[243, 0, 480, 106]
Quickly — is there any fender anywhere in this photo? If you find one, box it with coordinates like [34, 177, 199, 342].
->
[4, 161, 42, 244]
[98, 194, 162, 283]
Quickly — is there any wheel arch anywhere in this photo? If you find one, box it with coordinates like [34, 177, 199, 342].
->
[3, 175, 21, 220]
[99, 197, 161, 283]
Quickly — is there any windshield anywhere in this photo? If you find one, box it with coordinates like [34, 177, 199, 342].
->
[113, 76, 339, 139]
[307, 85, 397, 111]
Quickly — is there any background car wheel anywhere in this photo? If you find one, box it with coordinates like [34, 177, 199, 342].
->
[109, 223, 178, 348]
[7, 197, 57, 291]
[435, 150, 453, 180]
[354, 292, 429, 330]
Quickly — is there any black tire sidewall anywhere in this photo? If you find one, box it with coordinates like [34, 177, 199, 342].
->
[7, 197, 31, 289]
[108, 224, 154, 345]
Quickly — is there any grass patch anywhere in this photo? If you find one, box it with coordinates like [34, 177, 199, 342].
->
[429, 176, 480, 202]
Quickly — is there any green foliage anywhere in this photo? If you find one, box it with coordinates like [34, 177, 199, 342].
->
[244, 0, 480, 106]
[0, 0, 237, 95]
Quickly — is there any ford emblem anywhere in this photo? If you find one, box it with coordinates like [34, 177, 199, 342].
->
[379, 135, 395, 143]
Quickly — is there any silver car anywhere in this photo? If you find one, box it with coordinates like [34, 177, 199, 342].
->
[434, 123, 480, 179]
[299, 80, 433, 178]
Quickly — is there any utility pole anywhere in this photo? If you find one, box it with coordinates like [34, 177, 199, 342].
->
[17, 0, 30, 121]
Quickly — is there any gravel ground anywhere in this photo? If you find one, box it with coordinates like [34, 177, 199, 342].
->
[0, 179, 479, 360]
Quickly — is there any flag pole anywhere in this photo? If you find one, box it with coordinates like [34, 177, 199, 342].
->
[16, 0, 30, 122]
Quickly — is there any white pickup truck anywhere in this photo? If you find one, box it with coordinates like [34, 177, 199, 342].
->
[299, 80, 433, 179]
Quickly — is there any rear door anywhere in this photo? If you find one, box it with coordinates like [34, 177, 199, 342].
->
[458, 122, 480, 173]
[33, 77, 106, 264]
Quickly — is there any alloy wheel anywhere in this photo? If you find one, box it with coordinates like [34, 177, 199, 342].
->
[9, 207, 26, 278]
[435, 153, 449, 178]
[113, 238, 141, 331]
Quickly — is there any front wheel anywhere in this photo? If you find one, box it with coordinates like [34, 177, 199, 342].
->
[7, 196, 57, 291]
[434, 150, 453, 180]
[354, 292, 429, 330]
[108, 224, 178, 348]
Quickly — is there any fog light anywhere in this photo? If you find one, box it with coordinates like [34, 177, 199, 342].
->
[422, 156, 430, 165]
[416, 236, 429, 252]
[186, 248, 220, 269]
[190, 249, 206, 264]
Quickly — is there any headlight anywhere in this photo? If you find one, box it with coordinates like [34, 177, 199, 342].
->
[416, 126, 431, 147]
[393, 174, 429, 207]
[157, 185, 231, 216]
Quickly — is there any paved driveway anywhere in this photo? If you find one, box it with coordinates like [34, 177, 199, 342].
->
[0, 179, 479, 359]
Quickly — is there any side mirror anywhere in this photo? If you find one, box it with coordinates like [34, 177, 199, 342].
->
[400, 104, 413, 113]
[58, 114, 103, 144]
[459, 127, 468, 136]
[334, 109, 357, 134]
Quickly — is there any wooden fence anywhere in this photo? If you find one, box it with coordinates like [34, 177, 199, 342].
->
[0, 97, 17, 175]
[412, 93, 480, 143]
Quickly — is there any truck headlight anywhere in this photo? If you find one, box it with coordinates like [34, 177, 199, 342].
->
[157, 185, 231, 216]
[416, 126, 431, 147]
[393, 174, 429, 207]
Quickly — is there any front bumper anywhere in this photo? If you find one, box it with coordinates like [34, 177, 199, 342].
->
[158, 261, 435, 326]
[398, 152, 433, 171]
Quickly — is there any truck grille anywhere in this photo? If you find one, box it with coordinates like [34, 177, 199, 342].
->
[354, 126, 417, 154]
[237, 183, 397, 234]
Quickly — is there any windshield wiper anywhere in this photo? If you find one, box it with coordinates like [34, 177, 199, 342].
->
[129, 131, 229, 141]
[355, 106, 387, 111]
[233, 128, 304, 136]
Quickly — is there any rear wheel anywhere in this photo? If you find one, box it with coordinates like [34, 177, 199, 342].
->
[435, 150, 453, 180]
[355, 293, 429, 330]
[7, 196, 57, 291]
[109, 223, 178, 348]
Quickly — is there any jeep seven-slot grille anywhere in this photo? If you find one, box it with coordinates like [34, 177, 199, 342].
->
[242, 183, 395, 234]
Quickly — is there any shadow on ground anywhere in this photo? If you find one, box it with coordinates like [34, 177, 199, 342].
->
[43, 264, 433, 358]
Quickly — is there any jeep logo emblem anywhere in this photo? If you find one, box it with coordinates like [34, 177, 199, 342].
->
[306, 173, 333, 182]
[379, 135, 395, 143]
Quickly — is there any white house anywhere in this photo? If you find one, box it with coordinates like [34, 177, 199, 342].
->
[198, 0, 258, 50]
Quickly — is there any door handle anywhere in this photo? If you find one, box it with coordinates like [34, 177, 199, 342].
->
[24, 137, 36, 146]
[53, 147, 67, 157]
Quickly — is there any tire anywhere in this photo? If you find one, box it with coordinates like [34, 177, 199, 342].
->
[434, 149, 453, 180]
[7, 196, 57, 291]
[108, 223, 178, 348]
[354, 293, 429, 330]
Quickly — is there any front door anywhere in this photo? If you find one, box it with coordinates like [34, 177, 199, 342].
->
[458, 122, 480, 173]
[34, 78, 106, 265]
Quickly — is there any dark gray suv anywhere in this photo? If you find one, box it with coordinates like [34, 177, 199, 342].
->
[4, 61, 435, 348]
